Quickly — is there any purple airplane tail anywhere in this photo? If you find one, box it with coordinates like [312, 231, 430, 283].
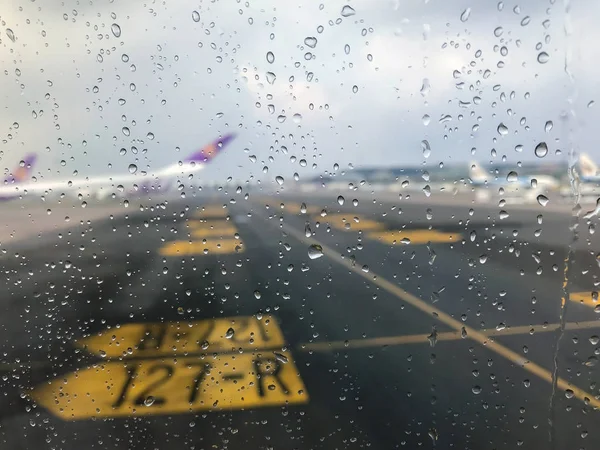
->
[4, 154, 37, 184]
[184, 133, 236, 164]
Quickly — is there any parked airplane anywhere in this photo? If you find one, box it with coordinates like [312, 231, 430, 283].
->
[0, 134, 236, 201]
[469, 161, 560, 203]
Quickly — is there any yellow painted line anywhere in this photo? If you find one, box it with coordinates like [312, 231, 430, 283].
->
[323, 214, 385, 231]
[193, 206, 229, 218]
[187, 220, 232, 230]
[570, 291, 600, 310]
[30, 351, 308, 419]
[159, 239, 244, 256]
[77, 316, 285, 358]
[367, 230, 460, 245]
[277, 220, 600, 409]
[300, 320, 600, 352]
[191, 227, 238, 239]
[276, 202, 323, 215]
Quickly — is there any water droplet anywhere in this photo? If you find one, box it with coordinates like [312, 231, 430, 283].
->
[460, 8, 471, 22]
[144, 396, 156, 406]
[544, 120, 553, 132]
[292, 113, 302, 124]
[337, 195, 345, 205]
[420, 78, 430, 97]
[225, 327, 235, 339]
[506, 171, 518, 182]
[537, 195, 549, 207]
[128, 164, 138, 174]
[122, 127, 130, 136]
[305, 224, 312, 237]
[304, 36, 317, 48]
[497, 123, 508, 135]
[590, 335, 600, 345]
[537, 51, 549, 64]
[520, 16, 531, 26]
[585, 356, 598, 367]
[266, 72, 276, 84]
[421, 140, 431, 158]
[254, 290, 261, 299]
[308, 244, 324, 259]
[422, 114, 431, 126]
[534, 142, 548, 158]
[274, 352, 288, 364]
[472, 385, 482, 394]
[111, 23, 121, 38]
[565, 389, 574, 399]
[266, 51, 275, 63]
[192, 10, 200, 22]
[344, 44, 351, 54]
[493, 26, 504, 37]
[499, 210, 509, 220]
[275, 176, 284, 185]
[341, 5, 356, 17]
[6, 28, 15, 42]
[300, 203, 307, 214]
[352, 85, 359, 93]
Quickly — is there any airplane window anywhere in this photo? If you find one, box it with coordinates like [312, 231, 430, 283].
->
[0, 0, 599, 449]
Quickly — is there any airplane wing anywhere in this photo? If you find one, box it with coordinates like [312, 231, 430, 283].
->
[0, 133, 236, 197]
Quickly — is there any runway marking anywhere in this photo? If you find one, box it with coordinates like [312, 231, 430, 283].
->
[187, 220, 233, 229]
[300, 320, 600, 352]
[276, 202, 322, 215]
[367, 229, 459, 245]
[161, 207, 244, 256]
[30, 352, 307, 419]
[159, 239, 244, 256]
[570, 291, 600, 311]
[277, 220, 600, 409]
[77, 316, 285, 358]
[323, 214, 385, 231]
[191, 227, 237, 239]
[30, 315, 308, 419]
[194, 206, 229, 218]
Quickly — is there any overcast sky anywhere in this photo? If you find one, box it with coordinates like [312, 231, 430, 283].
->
[0, 0, 598, 185]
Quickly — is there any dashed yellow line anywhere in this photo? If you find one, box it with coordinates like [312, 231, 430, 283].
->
[277, 219, 600, 409]
[300, 320, 600, 352]
[191, 227, 237, 239]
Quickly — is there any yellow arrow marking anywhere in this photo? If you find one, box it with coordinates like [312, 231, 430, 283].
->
[30, 352, 308, 419]
[76, 316, 285, 358]
[570, 291, 600, 310]
[159, 239, 243, 256]
[368, 230, 459, 245]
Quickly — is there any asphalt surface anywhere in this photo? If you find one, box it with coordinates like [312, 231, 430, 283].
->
[1, 190, 600, 449]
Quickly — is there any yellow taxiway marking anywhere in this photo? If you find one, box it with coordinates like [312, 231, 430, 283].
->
[368, 229, 459, 245]
[31, 315, 308, 419]
[323, 214, 385, 231]
[193, 206, 229, 218]
[31, 351, 307, 419]
[159, 239, 243, 256]
[77, 316, 285, 358]
[301, 320, 600, 352]
[570, 292, 599, 310]
[278, 220, 600, 409]
[187, 220, 232, 230]
[276, 202, 323, 215]
[191, 227, 238, 239]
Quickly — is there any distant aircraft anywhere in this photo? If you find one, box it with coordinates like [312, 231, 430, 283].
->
[469, 161, 559, 202]
[0, 154, 38, 201]
[0, 133, 236, 201]
[579, 153, 600, 183]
